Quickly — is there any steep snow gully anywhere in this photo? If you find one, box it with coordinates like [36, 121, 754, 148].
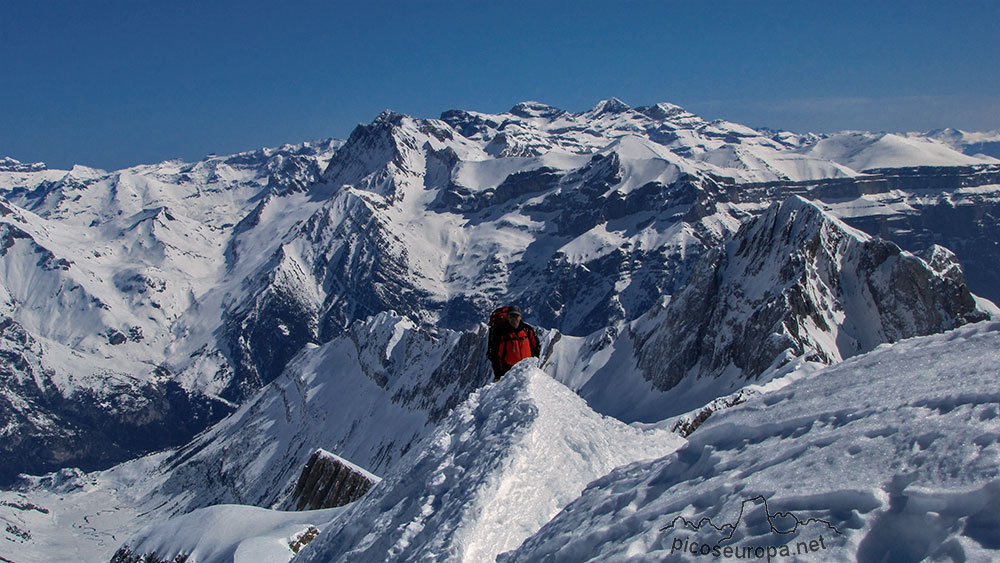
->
[1, 99, 999, 562]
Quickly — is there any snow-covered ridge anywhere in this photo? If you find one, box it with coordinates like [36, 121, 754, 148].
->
[503, 321, 1000, 561]
[633, 196, 986, 391]
[918, 127, 1000, 159]
[799, 131, 993, 171]
[441, 98, 996, 182]
[294, 364, 683, 563]
[103, 320, 1000, 563]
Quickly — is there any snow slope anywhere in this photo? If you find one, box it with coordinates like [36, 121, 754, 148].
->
[918, 128, 1000, 160]
[0, 312, 494, 562]
[502, 321, 1000, 561]
[799, 131, 994, 171]
[294, 363, 683, 563]
[150, 312, 494, 515]
[115, 504, 338, 563]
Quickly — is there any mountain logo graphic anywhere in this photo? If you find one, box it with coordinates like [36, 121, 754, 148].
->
[659, 495, 843, 548]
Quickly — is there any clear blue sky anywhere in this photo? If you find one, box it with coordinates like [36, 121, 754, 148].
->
[3, 0, 999, 171]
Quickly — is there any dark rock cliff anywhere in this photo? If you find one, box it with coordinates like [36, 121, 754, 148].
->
[291, 449, 380, 511]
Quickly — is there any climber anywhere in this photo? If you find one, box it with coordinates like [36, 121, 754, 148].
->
[487, 306, 540, 382]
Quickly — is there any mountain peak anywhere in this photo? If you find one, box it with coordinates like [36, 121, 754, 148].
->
[0, 157, 48, 172]
[635, 102, 697, 122]
[634, 194, 988, 394]
[508, 101, 564, 119]
[373, 109, 407, 126]
[589, 97, 631, 115]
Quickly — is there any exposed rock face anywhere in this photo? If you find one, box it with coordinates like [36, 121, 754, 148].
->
[733, 164, 1000, 306]
[635, 196, 988, 392]
[292, 449, 380, 510]
[110, 547, 189, 563]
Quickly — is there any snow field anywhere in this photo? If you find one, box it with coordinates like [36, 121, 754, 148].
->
[122, 504, 341, 563]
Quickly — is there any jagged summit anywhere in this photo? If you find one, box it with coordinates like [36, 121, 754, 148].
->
[372, 108, 406, 125]
[634, 101, 694, 121]
[634, 195, 988, 393]
[0, 156, 47, 172]
[587, 97, 632, 115]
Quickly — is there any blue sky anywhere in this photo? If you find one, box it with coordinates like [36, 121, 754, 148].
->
[3, 0, 999, 170]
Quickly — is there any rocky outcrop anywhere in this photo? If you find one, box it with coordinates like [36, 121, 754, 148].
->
[291, 449, 380, 510]
[110, 546, 189, 563]
[635, 196, 988, 392]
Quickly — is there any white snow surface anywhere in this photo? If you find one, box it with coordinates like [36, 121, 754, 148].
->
[123, 504, 339, 563]
[294, 362, 684, 563]
[799, 131, 993, 170]
[502, 321, 1000, 562]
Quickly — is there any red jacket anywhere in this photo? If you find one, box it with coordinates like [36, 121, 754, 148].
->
[487, 322, 540, 377]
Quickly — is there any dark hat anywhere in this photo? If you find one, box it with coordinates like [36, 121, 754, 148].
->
[507, 306, 521, 315]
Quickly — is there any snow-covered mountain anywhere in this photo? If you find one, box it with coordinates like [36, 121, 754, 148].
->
[918, 127, 1000, 160]
[799, 130, 995, 170]
[634, 196, 985, 391]
[0, 140, 342, 483]
[1, 98, 1000, 561]
[538, 196, 988, 423]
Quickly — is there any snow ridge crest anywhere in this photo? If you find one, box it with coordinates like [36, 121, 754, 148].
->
[295, 364, 682, 563]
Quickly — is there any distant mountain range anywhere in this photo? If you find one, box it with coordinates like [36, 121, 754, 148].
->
[1, 98, 999, 562]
